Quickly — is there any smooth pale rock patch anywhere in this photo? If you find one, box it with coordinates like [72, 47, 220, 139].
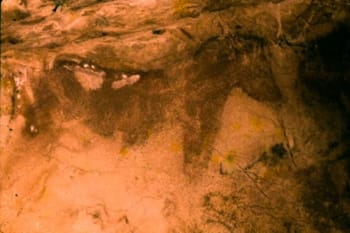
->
[73, 66, 105, 91]
[111, 74, 141, 89]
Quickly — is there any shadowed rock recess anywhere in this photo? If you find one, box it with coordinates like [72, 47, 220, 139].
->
[1, 0, 350, 232]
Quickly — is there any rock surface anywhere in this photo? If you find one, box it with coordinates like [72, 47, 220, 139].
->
[1, 0, 350, 232]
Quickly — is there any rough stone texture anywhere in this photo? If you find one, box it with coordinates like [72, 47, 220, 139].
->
[1, 0, 350, 232]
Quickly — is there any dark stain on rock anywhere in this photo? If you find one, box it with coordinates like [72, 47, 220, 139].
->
[2, 36, 23, 45]
[86, 45, 122, 70]
[196, 35, 281, 103]
[238, 56, 281, 102]
[22, 79, 59, 137]
[257, 143, 287, 167]
[204, 0, 232, 12]
[271, 143, 287, 158]
[20, 16, 46, 25]
[76, 31, 109, 41]
[2, 8, 30, 22]
[183, 37, 237, 165]
[182, 62, 233, 165]
[23, 55, 172, 147]
[69, 0, 108, 11]
[86, 69, 171, 145]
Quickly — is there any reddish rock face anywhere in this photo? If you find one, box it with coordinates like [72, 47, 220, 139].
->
[1, 1, 350, 233]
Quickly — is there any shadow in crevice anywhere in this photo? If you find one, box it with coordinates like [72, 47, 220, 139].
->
[298, 23, 350, 233]
[300, 23, 350, 115]
[300, 23, 350, 148]
[297, 161, 350, 233]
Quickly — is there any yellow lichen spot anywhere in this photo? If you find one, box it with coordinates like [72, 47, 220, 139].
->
[119, 147, 128, 156]
[258, 166, 267, 177]
[232, 122, 241, 131]
[211, 154, 221, 164]
[249, 116, 263, 132]
[81, 136, 92, 147]
[170, 143, 182, 153]
[220, 150, 236, 174]
[225, 151, 236, 163]
[2, 79, 12, 89]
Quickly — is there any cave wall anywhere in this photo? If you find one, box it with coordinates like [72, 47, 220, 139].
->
[1, 0, 350, 232]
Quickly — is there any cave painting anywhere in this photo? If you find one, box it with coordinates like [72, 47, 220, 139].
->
[1, 0, 350, 232]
